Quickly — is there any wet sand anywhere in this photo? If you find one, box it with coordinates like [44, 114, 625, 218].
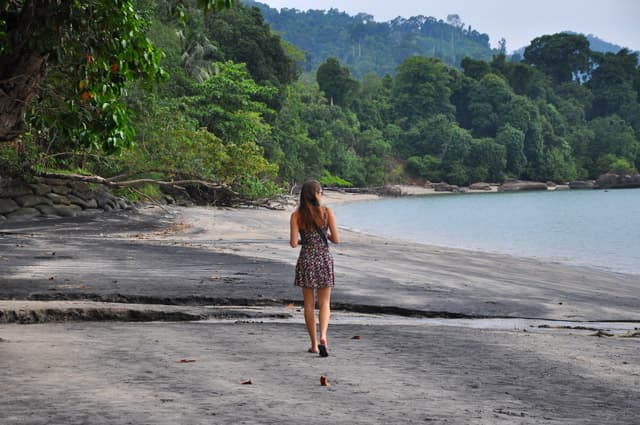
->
[1, 196, 639, 424]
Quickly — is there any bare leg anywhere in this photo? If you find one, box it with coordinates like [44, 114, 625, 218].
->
[302, 288, 318, 352]
[317, 287, 332, 347]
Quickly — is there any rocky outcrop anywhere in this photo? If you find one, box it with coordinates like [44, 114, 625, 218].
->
[432, 182, 460, 192]
[498, 180, 548, 192]
[595, 173, 640, 189]
[340, 185, 403, 196]
[0, 177, 135, 222]
[569, 180, 596, 189]
[469, 182, 493, 191]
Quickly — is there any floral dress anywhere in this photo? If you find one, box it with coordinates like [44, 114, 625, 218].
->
[294, 210, 334, 289]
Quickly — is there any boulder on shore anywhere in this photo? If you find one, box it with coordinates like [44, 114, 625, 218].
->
[469, 182, 493, 191]
[498, 180, 548, 192]
[595, 173, 640, 189]
[432, 182, 460, 192]
[569, 180, 595, 190]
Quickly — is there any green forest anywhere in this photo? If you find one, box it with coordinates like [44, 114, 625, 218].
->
[247, 0, 496, 78]
[1, 0, 639, 200]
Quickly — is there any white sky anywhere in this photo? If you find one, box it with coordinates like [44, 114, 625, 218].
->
[257, 0, 640, 52]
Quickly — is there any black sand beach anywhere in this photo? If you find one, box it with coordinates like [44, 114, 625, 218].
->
[1, 199, 639, 424]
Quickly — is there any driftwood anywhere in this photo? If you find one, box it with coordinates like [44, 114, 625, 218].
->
[39, 171, 292, 209]
[41, 172, 230, 191]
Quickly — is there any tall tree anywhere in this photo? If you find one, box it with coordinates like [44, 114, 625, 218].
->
[588, 49, 640, 137]
[392, 56, 454, 126]
[205, 4, 300, 91]
[316, 57, 359, 107]
[0, 0, 233, 147]
[523, 33, 592, 85]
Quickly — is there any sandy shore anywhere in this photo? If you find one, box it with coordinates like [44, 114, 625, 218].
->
[1, 198, 639, 424]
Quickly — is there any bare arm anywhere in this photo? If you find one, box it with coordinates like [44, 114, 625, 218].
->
[326, 207, 340, 244]
[290, 211, 300, 248]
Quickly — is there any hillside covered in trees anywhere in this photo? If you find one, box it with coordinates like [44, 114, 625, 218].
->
[1, 1, 639, 201]
[247, 0, 497, 78]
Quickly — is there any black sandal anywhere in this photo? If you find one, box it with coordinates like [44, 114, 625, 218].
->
[318, 344, 329, 357]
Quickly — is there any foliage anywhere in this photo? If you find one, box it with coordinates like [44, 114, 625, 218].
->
[249, 1, 495, 78]
[320, 171, 353, 188]
[316, 58, 359, 107]
[524, 33, 592, 84]
[393, 57, 454, 125]
[204, 3, 300, 91]
[2, 1, 173, 151]
[183, 61, 276, 144]
[98, 98, 279, 197]
[0, 139, 40, 177]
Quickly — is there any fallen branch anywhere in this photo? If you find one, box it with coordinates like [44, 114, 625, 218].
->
[41, 172, 235, 193]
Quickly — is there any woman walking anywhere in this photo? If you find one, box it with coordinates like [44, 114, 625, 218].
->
[290, 180, 340, 357]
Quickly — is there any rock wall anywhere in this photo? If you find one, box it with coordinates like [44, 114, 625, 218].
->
[0, 177, 135, 222]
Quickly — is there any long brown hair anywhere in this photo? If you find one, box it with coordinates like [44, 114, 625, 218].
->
[297, 180, 324, 230]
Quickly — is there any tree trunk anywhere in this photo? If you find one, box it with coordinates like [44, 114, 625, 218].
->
[0, 0, 49, 143]
[0, 52, 48, 142]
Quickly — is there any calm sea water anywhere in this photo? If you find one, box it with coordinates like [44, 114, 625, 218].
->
[332, 189, 640, 275]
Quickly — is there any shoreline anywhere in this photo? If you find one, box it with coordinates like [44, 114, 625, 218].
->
[326, 188, 639, 277]
[172, 204, 640, 322]
[3, 201, 638, 321]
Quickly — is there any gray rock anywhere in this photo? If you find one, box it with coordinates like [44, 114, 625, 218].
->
[0, 198, 20, 214]
[0, 214, 6, 221]
[37, 204, 82, 217]
[15, 194, 53, 208]
[78, 208, 104, 216]
[51, 185, 73, 195]
[595, 173, 640, 189]
[379, 186, 402, 197]
[0, 184, 33, 197]
[36, 205, 61, 217]
[469, 182, 493, 191]
[433, 183, 460, 192]
[6, 207, 41, 221]
[67, 181, 90, 192]
[30, 183, 51, 195]
[71, 190, 95, 202]
[569, 180, 595, 189]
[34, 177, 69, 186]
[45, 193, 71, 205]
[67, 194, 98, 209]
[95, 194, 116, 208]
[498, 181, 548, 192]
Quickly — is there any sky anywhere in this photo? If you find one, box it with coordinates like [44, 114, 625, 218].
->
[257, 0, 640, 53]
